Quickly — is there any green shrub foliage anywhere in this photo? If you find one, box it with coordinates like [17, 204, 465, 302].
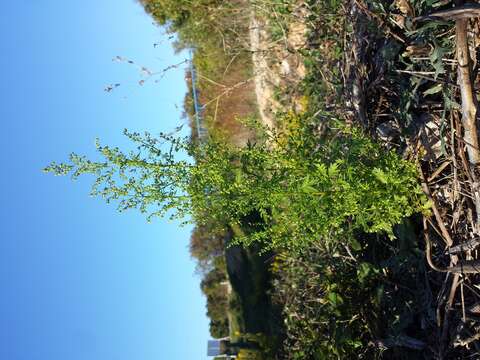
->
[45, 114, 427, 251]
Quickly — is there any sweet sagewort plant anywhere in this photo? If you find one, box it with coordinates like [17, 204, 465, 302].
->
[45, 115, 428, 251]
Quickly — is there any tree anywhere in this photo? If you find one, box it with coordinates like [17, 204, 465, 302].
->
[200, 266, 230, 338]
[139, 0, 249, 53]
[190, 223, 226, 273]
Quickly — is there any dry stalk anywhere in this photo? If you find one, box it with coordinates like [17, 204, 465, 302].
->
[202, 77, 254, 107]
[428, 160, 452, 183]
[419, 164, 454, 247]
[415, 4, 480, 22]
[450, 113, 460, 203]
[350, 0, 367, 127]
[456, 18, 480, 165]
[454, 331, 480, 347]
[440, 273, 460, 356]
[454, 111, 480, 233]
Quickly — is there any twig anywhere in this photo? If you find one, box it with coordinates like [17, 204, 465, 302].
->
[419, 164, 454, 246]
[213, 97, 220, 124]
[454, 331, 480, 347]
[425, 221, 480, 273]
[428, 160, 452, 183]
[350, 0, 367, 127]
[396, 69, 437, 76]
[424, 218, 450, 272]
[196, 73, 227, 88]
[454, 112, 480, 232]
[448, 238, 480, 254]
[202, 78, 254, 107]
[450, 113, 460, 203]
[395, 69, 459, 90]
[456, 18, 480, 164]
[222, 53, 240, 78]
[415, 4, 480, 22]
[440, 273, 460, 355]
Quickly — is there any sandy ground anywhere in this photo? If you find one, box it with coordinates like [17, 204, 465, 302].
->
[249, 8, 307, 129]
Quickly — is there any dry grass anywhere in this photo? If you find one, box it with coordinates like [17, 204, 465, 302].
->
[185, 51, 258, 145]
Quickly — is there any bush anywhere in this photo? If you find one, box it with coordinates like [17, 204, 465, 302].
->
[45, 114, 427, 252]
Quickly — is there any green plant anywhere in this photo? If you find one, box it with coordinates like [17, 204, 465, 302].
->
[45, 113, 427, 252]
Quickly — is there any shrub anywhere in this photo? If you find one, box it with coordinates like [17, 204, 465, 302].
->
[45, 113, 427, 252]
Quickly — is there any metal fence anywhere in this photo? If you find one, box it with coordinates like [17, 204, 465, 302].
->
[189, 49, 208, 141]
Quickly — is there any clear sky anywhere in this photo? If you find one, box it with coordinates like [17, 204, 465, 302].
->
[0, 1, 210, 359]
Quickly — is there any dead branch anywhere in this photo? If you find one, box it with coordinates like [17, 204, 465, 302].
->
[448, 237, 480, 254]
[415, 4, 480, 22]
[428, 160, 452, 183]
[454, 331, 480, 347]
[202, 78, 254, 108]
[349, 0, 368, 127]
[440, 273, 460, 357]
[424, 218, 451, 273]
[419, 164, 454, 247]
[456, 18, 480, 165]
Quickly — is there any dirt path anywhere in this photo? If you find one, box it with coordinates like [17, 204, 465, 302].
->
[249, 9, 307, 129]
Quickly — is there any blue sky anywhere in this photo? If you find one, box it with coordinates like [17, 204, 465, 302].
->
[0, 1, 210, 359]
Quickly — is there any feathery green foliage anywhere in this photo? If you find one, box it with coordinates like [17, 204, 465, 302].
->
[45, 114, 427, 251]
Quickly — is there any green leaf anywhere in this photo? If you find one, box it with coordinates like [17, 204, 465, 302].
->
[357, 262, 379, 284]
[423, 83, 442, 96]
[328, 292, 344, 306]
[328, 162, 340, 177]
[430, 44, 447, 78]
[350, 238, 362, 251]
[372, 168, 388, 184]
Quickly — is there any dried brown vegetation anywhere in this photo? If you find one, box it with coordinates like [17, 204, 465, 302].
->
[343, 0, 480, 357]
